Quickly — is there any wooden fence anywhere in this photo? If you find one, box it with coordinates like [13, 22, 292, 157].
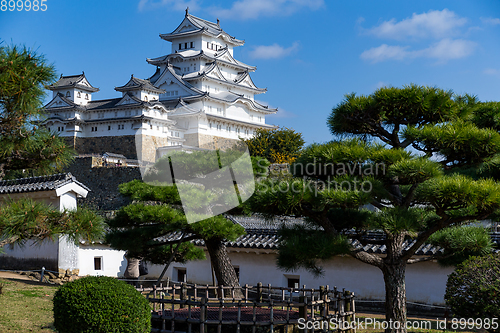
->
[137, 282, 356, 333]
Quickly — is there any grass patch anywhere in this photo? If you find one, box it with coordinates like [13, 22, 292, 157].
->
[0, 277, 58, 332]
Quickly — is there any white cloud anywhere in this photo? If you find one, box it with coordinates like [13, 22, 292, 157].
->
[361, 38, 476, 63]
[138, 0, 199, 12]
[360, 44, 410, 62]
[484, 68, 500, 76]
[249, 42, 299, 59]
[209, 0, 324, 20]
[365, 9, 467, 40]
[481, 17, 500, 25]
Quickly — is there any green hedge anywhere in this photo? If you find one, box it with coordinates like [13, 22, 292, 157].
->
[445, 253, 500, 332]
[53, 276, 151, 333]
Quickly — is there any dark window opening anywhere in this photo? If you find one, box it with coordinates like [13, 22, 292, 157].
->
[190, 41, 194, 48]
[94, 257, 102, 270]
[184, 42, 188, 49]
[287, 277, 300, 289]
[179, 43, 182, 50]
[177, 268, 187, 282]
[233, 266, 240, 282]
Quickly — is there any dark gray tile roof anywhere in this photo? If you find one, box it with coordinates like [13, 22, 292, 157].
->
[115, 75, 165, 94]
[0, 173, 90, 194]
[160, 14, 244, 45]
[47, 73, 99, 92]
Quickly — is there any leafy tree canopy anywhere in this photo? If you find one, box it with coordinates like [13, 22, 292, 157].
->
[242, 127, 305, 164]
[250, 84, 500, 332]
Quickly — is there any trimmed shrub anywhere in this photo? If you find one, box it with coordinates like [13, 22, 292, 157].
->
[445, 253, 500, 329]
[53, 276, 151, 333]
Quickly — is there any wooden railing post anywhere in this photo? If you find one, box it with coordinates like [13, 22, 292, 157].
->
[257, 282, 263, 303]
[180, 282, 187, 309]
[200, 297, 207, 333]
[299, 295, 307, 333]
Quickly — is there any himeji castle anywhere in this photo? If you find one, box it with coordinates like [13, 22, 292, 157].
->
[43, 9, 277, 162]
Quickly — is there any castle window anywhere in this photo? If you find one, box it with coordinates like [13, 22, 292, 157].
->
[211, 43, 214, 49]
[179, 43, 182, 50]
[207, 42, 210, 49]
[150, 124, 153, 129]
[94, 257, 102, 271]
[85, 93, 89, 100]
[108, 126, 111, 130]
[65, 91, 70, 97]
[77, 91, 81, 98]
[184, 42, 188, 49]
[190, 42, 194, 48]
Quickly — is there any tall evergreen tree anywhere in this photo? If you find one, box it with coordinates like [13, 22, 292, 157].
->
[106, 148, 258, 290]
[249, 85, 500, 333]
[0, 44, 104, 249]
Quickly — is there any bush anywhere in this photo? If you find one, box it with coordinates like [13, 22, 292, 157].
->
[445, 253, 500, 328]
[53, 276, 151, 333]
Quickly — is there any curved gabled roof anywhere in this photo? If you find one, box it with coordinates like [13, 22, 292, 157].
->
[43, 93, 85, 111]
[147, 48, 256, 72]
[182, 61, 266, 93]
[159, 13, 244, 46]
[47, 72, 99, 92]
[115, 75, 165, 94]
[152, 64, 206, 98]
[206, 91, 277, 114]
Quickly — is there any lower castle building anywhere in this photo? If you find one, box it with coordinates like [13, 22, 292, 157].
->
[43, 10, 277, 162]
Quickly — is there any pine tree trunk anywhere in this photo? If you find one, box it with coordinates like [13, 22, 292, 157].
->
[204, 238, 244, 298]
[382, 262, 408, 333]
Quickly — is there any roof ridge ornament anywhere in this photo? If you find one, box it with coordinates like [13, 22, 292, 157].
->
[185, 6, 189, 16]
[217, 18, 220, 26]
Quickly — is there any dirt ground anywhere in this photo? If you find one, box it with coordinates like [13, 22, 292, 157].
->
[0, 271, 32, 281]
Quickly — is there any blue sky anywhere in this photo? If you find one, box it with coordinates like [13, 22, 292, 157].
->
[2, 0, 500, 144]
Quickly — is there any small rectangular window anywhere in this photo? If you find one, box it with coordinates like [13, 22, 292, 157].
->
[94, 257, 102, 271]
[190, 41, 194, 48]
[233, 266, 240, 282]
[287, 277, 300, 289]
[179, 43, 182, 50]
[184, 42, 188, 49]
[176, 268, 187, 282]
[108, 126, 111, 130]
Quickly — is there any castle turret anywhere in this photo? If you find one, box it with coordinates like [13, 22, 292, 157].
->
[115, 74, 165, 102]
[47, 72, 99, 106]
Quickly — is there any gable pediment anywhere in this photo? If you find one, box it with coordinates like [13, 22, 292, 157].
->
[46, 95, 73, 109]
[206, 64, 226, 81]
[115, 95, 140, 106]
[174, 18, 198, 34]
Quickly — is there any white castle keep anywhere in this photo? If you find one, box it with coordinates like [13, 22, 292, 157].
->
[43, 9, 277, 162]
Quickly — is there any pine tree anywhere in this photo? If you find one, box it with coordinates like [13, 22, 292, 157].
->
[106, 148, 253, 290]
[0, 44, 104, 249]
[249, 85, 500, 333]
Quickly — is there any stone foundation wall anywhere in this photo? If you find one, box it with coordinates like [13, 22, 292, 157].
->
[65, 157, 142, 211]
[63, 136, 138, 159]
[187, 133, 241, 150]
[136, 135, 169, 163]
[62, 135, 169, 161]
